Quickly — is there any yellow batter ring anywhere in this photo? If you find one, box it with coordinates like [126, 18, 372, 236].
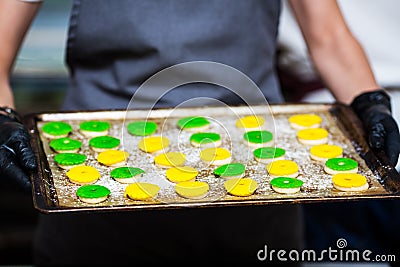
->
[175, 181, 209, 199]
[332, 173, 369, 191]
[224, 177, 258, 197]
[166, 166, 199, 183]
[66, 165, 100, 185]
[138, 136, 170, 153]
[266, 159, 299, 178]
[289, 114, 322, 130]
[97, 150, 129, 167]
[297, 128, 329, 145]
[235, 115, 265, 130]
[154, 152, 186, 168]
[309, 144, 343, 162]
[124, 182, 160, 200]
[200, 147, 232, 166]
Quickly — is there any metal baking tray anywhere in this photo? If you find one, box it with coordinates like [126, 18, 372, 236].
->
[24, 103, 400, 213]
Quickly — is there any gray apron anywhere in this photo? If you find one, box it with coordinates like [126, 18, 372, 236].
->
[34, 0, 303, 264]
[62, 0, 284, 110]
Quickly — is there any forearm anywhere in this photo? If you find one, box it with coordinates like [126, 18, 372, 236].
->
[289, 0, 379, 105]
[0, 84, 15, 109]
[0, 0, 41, 108]
[308, 30, 379, 104]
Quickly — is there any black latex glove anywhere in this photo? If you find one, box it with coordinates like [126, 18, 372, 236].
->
[0, 111, 36, 191]
[351, 89, 400, 166]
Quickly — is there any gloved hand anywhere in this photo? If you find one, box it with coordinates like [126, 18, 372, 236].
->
[351, 89, 400, 166]
[0, 108, 36, 191]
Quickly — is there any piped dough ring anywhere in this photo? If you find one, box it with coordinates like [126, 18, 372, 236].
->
[190, 132, 221, 147]
[66, 166, 100, 185]
[154, 152, 186, 168]
[124, 182, 160, 201]
[288, 114, 322, 130]
[253, 147, 286, 164]
[127, 121, 158, 136]
[324, 157, 358, 175]
[200, 147, 232, 166]
[79, 121, 110, 137]
[266, 159, 299, 178]
[243, 130, 274, 148]
[76, 184, 111, 204]
[270, 177, 303, 194]
[41, 121, 72, 139]
[49, 137, 82, 153]
[138, 136, 170, 154]
[110, 166, 145, 184]
[224, 178, 258, 197]
[309, 144, 343, 162]
[177, 116, 210, 132]
[297, 128, 329, 145]
[89, 136, 120, 152]
[97, 150, 129, 167]
[213, 163, 246, 179]
[332, 173, 369, 191]
[54, 153, 87, 170]
[166, 166, 198, 183]
[175, 181, 209, 199]
[235, 115, 265, 131]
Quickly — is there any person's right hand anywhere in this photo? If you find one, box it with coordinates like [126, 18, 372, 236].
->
[0, 110, 36, 191]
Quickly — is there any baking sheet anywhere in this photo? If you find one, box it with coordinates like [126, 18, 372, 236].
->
[24, 103, 400, 213]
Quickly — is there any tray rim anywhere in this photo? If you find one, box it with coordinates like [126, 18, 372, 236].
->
[24, 103, 400, 214]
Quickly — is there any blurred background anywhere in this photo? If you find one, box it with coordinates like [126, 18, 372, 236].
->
[12, 0, 70, 116]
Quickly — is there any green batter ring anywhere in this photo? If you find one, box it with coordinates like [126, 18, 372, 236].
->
[177, 116, 210, 129]
[270, 177, 303, 189]
[80, 121, 110, 132]
[110, 166, 145, 179]
[325, 158, 358, 171]
[254, 147, 285, 159]
[42, 121, 72, 137]
[214, 163, 246, 178]
[244, 130, 273, 144]
[76, 184, 111, 199]
[127, 121, 157, 136]
[54, 153, 87, 166]
[50, 137, 82, 152]
[89, 136, 120, 149]
[190, 132, 221, 144]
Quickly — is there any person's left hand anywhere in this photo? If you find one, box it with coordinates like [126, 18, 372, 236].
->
[351, 89, 400, 166]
